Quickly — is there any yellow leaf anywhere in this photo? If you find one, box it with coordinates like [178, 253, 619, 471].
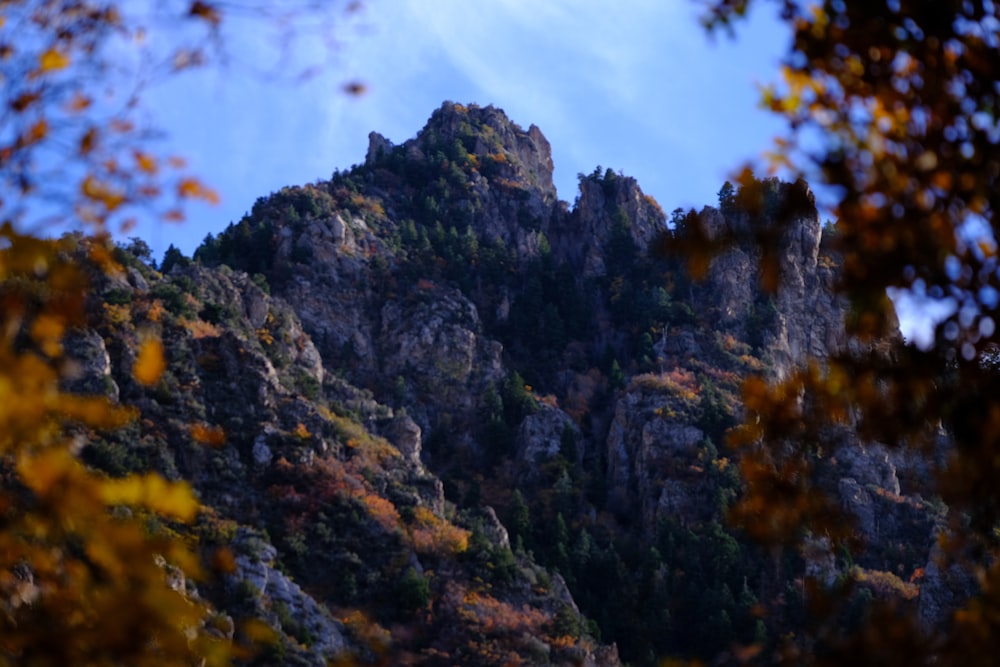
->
[133, 337, 166, 386]
[81, 175, 125, 210]
[241, 618, 277, 644]
[17, 448, 75, 497]
[39, 48, 70, 72]
[101, 473, 199, 521]
[30, 313, 65, 357]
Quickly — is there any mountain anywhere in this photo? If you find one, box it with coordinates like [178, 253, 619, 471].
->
[73, 102, 949, 665]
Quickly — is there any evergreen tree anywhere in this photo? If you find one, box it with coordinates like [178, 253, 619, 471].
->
[508, 490, 532, 553]
[160, 244, 186, 274]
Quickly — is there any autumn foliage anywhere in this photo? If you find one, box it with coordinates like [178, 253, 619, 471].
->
[0, 1, 346, 664]
[0, 230, 230, 665]
[700, 1, 1000, 664]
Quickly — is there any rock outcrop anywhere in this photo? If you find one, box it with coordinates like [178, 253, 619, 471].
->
[696, 188, 846, 379]
[556, 170, 667, 277]
[377, 286, 504, 429]
[605, 380, 712, 531]
[232, 530, 348, 661]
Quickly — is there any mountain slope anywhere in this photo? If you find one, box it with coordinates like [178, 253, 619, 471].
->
[81, 102, 947, 665]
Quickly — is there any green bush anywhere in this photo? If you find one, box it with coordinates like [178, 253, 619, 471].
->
[395, 567, 430, 613]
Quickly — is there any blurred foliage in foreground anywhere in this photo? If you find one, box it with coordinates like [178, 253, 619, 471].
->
[0, 1, 355, 664]
[697, 1, 1000, 664]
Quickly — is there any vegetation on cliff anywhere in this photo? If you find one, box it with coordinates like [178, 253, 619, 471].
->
[4, 1, 1000, 665]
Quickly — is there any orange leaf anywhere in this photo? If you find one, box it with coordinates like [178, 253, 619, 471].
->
[26, 119, 48, 143]
[79, 127, 97, 154]
[133, 337, 166, 386]
[11, 91, 40, 112]
[211, 547, 237, 574]
[65, 92, 91, 113]
[134, 151, 157, 174]
[342, 80, 367, 96]
[81, 174, 125, 210]
[109, 118, 134, 134]
[189, 1, 222, 25]
[177, 178, 219, 204]
[190, 422, 226, 447]
[88, 243, 117, 271]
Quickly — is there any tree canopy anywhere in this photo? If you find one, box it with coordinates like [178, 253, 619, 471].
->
[698, 1, 1000, 664]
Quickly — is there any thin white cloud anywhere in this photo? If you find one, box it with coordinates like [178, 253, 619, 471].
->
[137, 1, 789, 256]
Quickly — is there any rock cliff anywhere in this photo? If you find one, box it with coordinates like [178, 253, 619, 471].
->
[71, 102, 948, 666]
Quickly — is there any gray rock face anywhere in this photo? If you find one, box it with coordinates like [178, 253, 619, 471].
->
[836, 440, 901, 496]
[378, 287, 503, 427]
[233, 531, 348, 663]
[146, 104, 952, 664]
[555, 172, 666, 277]
[516, 404, 578, 469]
[63, 329, 118, 400]
[384, 413, 423, 467]
[918, 532, 978, 629]
[366, 131, 393, 166]
[839, 478, 877, 537]
[697, 197, 845, 379]
[605, 385, 709, 531]
[270, 209, 378, 377]
[479, 505, 511, 550]
[423, 102, 557, 211]
[252, 431, 274, 467]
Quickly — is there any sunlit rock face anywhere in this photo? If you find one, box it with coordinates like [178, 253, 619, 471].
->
[554, 170, 667, 278]
[695, 188, 846, 380]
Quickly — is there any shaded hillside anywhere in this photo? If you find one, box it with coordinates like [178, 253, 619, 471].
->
[72, 239, 618, 667]
[78, 102, 948, 665]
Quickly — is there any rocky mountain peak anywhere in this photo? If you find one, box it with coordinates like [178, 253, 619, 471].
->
[421, 102, 556, 193]
[555, 167, 667, 276]
[672, 178, 852, 378]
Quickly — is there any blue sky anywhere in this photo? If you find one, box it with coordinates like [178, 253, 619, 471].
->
[132, 1, 947, 344]
[141, 1, 788, 257]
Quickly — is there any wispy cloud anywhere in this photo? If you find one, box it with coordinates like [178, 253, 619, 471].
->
[138, 2, 788, 256]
